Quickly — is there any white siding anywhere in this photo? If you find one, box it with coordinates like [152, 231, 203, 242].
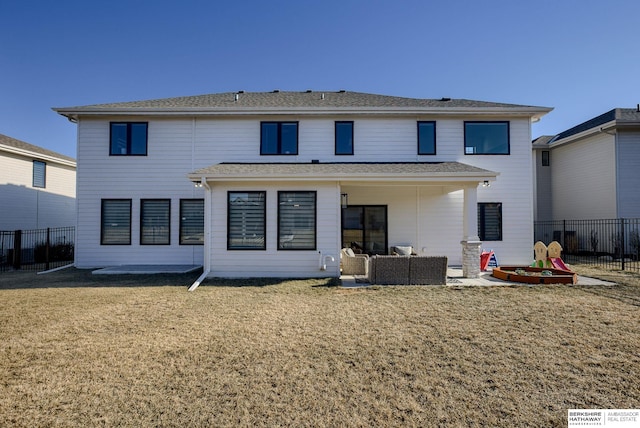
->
[533, 149, 553, 221]
[551, 133, 617, 220]
[616, 130, 640, 218]
[75, 115, 537, 270]
[75, 118, 204, 268]
[0, 151, 75, 230]
[209, 181, 340, 277]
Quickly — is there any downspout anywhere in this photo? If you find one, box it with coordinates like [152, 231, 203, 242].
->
[600, 125, 619, 217]
[189, 177, 211, 291]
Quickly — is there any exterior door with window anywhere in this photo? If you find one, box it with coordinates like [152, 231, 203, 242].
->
[341, 205, 387, 255]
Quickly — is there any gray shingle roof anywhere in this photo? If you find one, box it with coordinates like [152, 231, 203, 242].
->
[0, 133, 75, 163]
[190, 162, 497, 180]
[55, 90, 551, 113]
[532, 135, 555, 146]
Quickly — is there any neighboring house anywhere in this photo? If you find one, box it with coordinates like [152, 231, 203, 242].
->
[533, 107, 640, 222]
[0, 133, 76, 230]
[54, 91, 551, 278]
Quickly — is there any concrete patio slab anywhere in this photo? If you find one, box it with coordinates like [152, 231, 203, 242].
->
[341, 267, 615, 287]
[92, 265, 202, 275]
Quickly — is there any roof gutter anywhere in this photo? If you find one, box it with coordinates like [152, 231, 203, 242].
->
[53, 106, 553, 120]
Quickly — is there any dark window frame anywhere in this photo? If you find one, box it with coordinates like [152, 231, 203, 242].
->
[542, 150, 550, 166]
[478, 202, 503, 241]
[227, 191, 267, 251]
[179, 199, 204, 245]
[417, 121, 437, 155]
[32, 160, 46, 188]
[464, 121, 510, 155]
[277, 191, 317, 251]
[260, 121, 299, 155]
[335, 121, 354, 155]
[140, 199, 171, 245]
[101, 199, 132, 245]
[110, 122, 148, 156]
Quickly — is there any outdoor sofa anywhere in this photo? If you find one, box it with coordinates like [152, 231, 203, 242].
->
[368, 255, 448, 285]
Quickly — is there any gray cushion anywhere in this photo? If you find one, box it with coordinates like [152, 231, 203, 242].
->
[395, 246, 413, 256]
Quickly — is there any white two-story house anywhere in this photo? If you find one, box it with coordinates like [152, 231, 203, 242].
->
[54, 91, 551, 278]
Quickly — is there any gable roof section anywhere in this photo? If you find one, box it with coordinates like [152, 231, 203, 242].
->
[189, 162, 498, 183]
[54, 91, 552, 120]
[0, 133, 76, 166]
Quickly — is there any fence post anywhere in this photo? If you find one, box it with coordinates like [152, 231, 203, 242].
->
[46, 227, 50, 271]
[620, 218, 626, 271]
[13, 230, 22, 270]
[562, 220, 566, 250]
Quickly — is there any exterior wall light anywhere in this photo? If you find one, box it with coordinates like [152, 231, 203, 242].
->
[340, 193, 348, 209]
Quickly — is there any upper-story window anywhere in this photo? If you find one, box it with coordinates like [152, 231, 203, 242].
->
[33, 160, 46, 188]
[417, 121, 436, 155]
[261, 122, 298, 155]
[335, 121, 354, 155]
[110, 122, 148, 156]
[464, 121, 509, 155]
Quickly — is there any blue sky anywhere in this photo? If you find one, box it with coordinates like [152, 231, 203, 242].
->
[1, 0, 639, 158]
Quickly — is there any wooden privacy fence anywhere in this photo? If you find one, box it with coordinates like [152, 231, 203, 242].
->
[534, 218, 640, 272]
[0, 226, 75, 272]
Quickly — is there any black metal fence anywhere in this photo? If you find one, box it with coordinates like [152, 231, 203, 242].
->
[0, 227, 75, 272]
[534, 219, 640, 272]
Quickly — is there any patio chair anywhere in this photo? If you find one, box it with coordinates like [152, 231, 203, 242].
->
[340, 248, 369, 276]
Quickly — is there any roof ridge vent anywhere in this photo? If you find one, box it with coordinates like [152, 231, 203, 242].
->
[440, 97, 451, 102]
[306, 89, 312, 93]
[338, 89, 346, 93]
[273, 89, 280, 93]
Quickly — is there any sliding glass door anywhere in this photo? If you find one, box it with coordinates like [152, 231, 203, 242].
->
[341, 205, 387, 255]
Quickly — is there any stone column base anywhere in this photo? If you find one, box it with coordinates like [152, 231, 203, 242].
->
[460, 240, 482, 278]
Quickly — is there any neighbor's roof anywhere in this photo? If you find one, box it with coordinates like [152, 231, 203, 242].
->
[189, 162, 498, 183]
[0, 133, 76, 166]
[532, 135, 555, 147]
[553, 108, 640, 142]
[54, 90, 552, 119]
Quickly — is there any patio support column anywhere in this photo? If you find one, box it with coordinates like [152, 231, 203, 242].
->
[461, 185, 481, 278]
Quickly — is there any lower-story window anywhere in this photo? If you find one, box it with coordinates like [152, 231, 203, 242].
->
[228, 191, 266, 250]
[140, 199, 170, 245]
[101, 199, 132, 245]
[478, 202, 502, 241]
[180, 199, 204, 245]
[278, 191, 316, 250]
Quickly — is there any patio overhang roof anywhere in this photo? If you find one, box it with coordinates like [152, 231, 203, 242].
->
[188, 162, 499, 184]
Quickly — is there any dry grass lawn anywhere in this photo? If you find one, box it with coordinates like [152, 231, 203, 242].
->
[0, 266, 639, 427]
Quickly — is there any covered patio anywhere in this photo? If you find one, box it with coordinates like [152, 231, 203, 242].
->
[188, 162, 498, 279]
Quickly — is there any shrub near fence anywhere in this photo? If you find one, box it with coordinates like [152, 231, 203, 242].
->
[0, 227, 75, 272]
[534, 218, 640, 272]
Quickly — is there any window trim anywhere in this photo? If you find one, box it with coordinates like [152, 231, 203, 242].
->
[335, 121, 354, 155]
[277, 191, 317, 251]
[478, 202, 503, 241]
[417, 121, 437, 155]
[464, 121, 510, 155]
[140, 199, 171, 246]
[260, 121, 299, 155]
[32, 160, 46, 188]
[227, 191, 267, 251]
[179, 199, 204, 245]
[101, 199, 132, 245]
[109, 122, 148, 156]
